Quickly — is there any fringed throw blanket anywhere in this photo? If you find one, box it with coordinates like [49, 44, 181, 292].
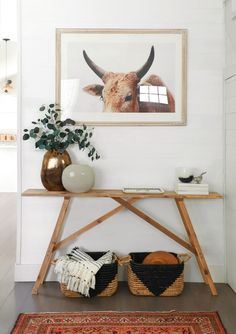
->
[54, 248, 113, 297]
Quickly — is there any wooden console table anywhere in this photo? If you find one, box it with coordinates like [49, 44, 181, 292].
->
[22, 189, 223, 296]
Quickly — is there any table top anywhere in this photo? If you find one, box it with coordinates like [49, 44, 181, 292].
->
[22, 189, 223, 200]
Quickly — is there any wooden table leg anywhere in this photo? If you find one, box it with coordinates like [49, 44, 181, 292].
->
[54, 198, 139, 250]
[32, 196, 70, 295]
[175, 199, 208, 284]
[175, 198, 217, 296]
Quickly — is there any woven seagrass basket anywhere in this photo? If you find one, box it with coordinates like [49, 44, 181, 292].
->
[126, 252, 190, 297]
[59, 252, 118, 297]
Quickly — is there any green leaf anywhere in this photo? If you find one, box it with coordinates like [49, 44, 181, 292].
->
[76, 129, 83, 136]
[39, 106, 45, 111]
[59, 132, 67, 138]
[34, 127, 40, 133]
[23, 134, 30, 140]
[80, 139, 86, 148]
[42, 118, 48, 124]
[63, 142, 69, 149]
[64, 118, 75, 126]
[49, 103, 55, 108]
[23, 129, 28, 132]
[47, 134, 55, 140]
[35, 139, 46, 148]
[29, 129, 37, 137]
[47, 123, 56, 130]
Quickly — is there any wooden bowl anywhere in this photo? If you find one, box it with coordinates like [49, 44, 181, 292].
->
[142, 251, 179, 265]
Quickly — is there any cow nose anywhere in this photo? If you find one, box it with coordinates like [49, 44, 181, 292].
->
[103, 106, 113, 113]
[104, 103, 115, 113]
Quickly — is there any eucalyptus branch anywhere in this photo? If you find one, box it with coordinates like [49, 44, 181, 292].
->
[23, 103, 100, 161]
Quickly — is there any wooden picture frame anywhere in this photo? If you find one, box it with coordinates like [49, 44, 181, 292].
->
[56, 28, 187, 126]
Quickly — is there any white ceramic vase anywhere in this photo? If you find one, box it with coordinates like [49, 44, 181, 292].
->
[62, 164, 95, 193]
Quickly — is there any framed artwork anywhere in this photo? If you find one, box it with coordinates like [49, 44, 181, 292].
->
[56, 29, 187, 126]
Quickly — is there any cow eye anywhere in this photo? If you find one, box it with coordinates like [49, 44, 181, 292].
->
[125, 94, 132, 102]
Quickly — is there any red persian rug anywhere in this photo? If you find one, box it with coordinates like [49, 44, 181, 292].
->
[11, 311, 227, 334]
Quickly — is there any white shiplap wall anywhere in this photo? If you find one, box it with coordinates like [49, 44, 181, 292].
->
[225, 0, 236, 292]
[17, 0, 225, 282]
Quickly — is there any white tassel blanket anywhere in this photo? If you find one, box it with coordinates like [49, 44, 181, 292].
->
[54, 248, 113, 297]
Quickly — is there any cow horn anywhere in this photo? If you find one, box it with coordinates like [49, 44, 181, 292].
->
[136, 46, 155, 79]
[83, 50, 106, 80]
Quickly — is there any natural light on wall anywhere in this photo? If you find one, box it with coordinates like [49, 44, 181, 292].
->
[0, 0, 17, 147]
[0, 0, 17, 41]
[0, 0, 17, 192]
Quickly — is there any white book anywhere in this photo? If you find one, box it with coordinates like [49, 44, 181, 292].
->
[176, 183, 209, 188]
[175, 184, 209, 190]
[176, 187, 209, 192]
[175, 190, 209, 195]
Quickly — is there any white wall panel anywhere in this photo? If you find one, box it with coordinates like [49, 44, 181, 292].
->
[0, 148, 17, 191]
[17, 0, 225, 282]
[225, 0, 236, 292]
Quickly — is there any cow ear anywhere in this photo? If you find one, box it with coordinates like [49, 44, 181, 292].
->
[83, 84, 104, 96]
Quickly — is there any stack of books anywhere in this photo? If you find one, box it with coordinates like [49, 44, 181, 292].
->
[175, 183, 209, 195]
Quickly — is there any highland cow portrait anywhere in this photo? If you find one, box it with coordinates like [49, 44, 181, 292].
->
[56, 29, 187, 125]
[82, 46, 175, 114]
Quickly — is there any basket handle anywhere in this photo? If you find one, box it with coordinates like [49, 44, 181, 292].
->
[117, 255, 132, 266]
[177, 253, 191, 263]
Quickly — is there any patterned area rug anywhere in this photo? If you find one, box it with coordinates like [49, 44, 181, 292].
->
[11, 311, 226, 334]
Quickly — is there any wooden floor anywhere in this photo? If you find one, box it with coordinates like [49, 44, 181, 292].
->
[0, 193, 236, 334]
[0, 193, 17, 309]
[1, 282, 236, 333]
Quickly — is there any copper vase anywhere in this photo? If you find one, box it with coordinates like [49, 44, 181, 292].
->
[41, 150, 72, 191]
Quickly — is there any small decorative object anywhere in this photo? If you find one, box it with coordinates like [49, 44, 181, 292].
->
[193, 171, 207, 184]
[62, 164, 95, 193]
[126, 252, 190, 296]
[41, 150, 71, 191]
[23, 103, 100, 191]
[176, 167, 194, 183]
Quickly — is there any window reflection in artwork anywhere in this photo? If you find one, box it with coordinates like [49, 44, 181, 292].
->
[139, 85, 168, 104]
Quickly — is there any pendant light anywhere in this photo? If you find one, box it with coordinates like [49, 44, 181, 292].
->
[3, 38, 13, 93]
